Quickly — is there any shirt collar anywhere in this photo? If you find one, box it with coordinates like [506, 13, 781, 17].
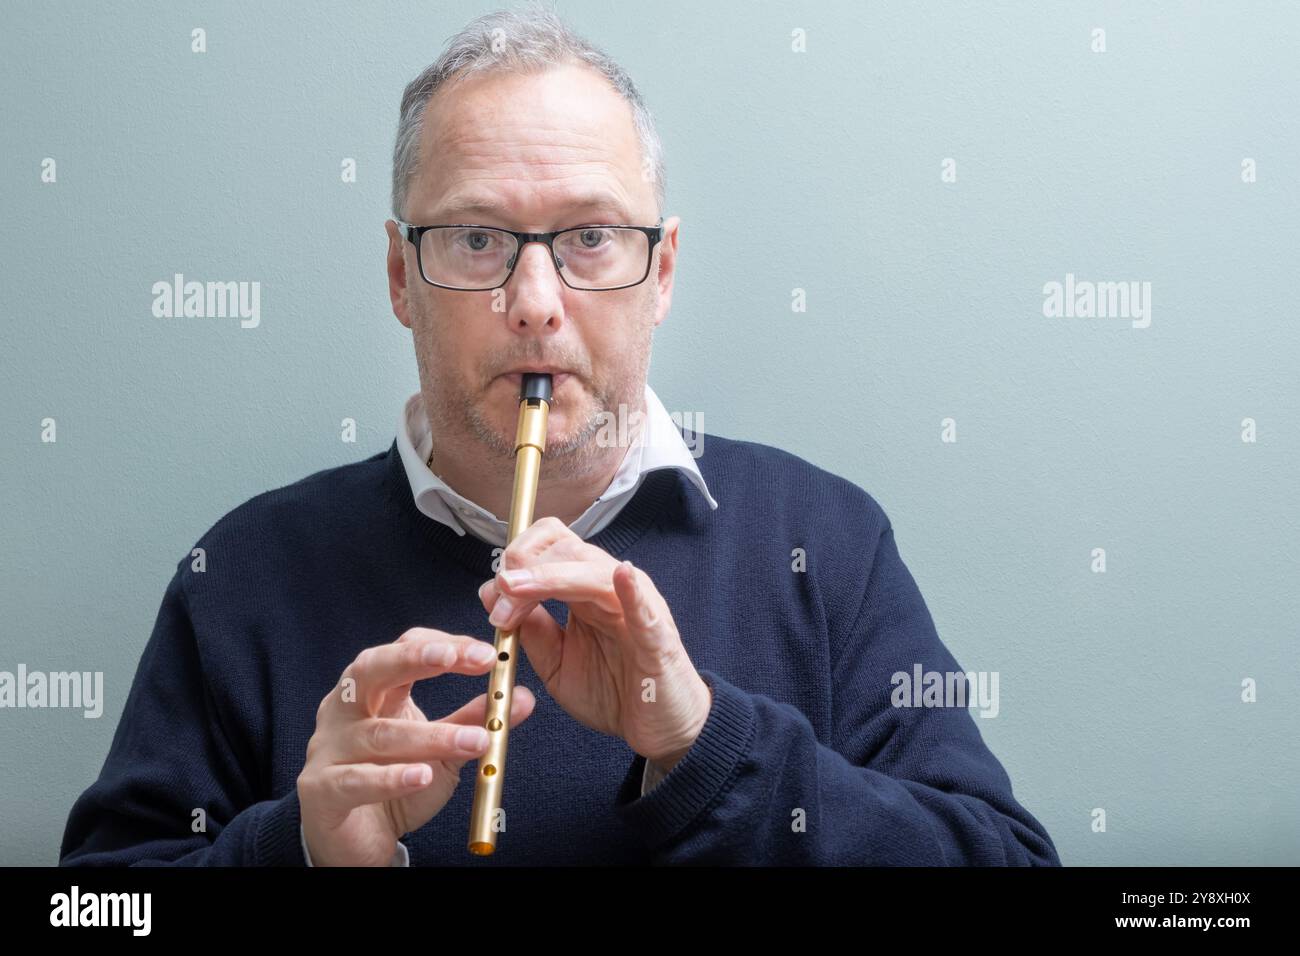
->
[395, 382, 717, 545]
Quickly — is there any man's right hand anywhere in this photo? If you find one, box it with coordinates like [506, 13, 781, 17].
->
[298, 627, 535, 866]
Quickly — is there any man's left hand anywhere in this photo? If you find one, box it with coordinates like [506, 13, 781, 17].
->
[476, 517, 712, 772]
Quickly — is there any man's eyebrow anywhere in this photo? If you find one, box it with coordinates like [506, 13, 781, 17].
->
[431, 195, 632, 222]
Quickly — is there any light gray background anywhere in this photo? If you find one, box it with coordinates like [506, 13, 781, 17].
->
[2, 0, 1296, 866]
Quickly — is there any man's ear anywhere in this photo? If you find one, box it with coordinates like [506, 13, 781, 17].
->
[386, 219, 412, 329]
[653, 215, 680, 327]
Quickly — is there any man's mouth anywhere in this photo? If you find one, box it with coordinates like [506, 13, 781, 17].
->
[499, 371, 573, 389]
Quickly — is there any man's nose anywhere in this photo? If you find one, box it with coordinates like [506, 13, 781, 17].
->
[510, 238, 565, 284]
[504, 240, 566, 328]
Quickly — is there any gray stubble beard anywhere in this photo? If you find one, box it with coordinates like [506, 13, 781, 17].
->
[413, 296, 656, 485]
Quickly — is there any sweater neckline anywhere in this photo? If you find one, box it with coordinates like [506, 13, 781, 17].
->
[381, 438, 682, 576]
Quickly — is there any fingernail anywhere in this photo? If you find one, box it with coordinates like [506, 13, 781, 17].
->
[489, 597, 514, 627]
[402, 765, 430, 786]
[456, 727, 489, 750]
[500, 569, 532, 588]
[467, 643, 495, 665]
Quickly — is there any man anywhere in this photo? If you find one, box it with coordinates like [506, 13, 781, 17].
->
[60, 6, 1060, 866]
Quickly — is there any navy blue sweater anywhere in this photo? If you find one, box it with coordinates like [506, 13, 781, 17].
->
[59, 432, 1060, 866]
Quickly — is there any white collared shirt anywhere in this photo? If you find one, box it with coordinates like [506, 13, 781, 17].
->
[395, 382, 716, 546]
[300, 382, 717, 866]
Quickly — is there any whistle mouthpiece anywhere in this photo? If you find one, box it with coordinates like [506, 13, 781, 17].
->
[519, 372, 553, 403]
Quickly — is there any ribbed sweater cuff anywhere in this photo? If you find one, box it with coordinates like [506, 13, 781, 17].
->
[614, 668, 755, 848]
[254, 787, 308, 866]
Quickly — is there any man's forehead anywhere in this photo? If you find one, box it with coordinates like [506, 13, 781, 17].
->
[410, 65, 646, 223]
[423, 64, 636, 154]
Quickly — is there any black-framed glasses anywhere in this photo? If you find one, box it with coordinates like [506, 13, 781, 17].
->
[394, 217, 664, 291]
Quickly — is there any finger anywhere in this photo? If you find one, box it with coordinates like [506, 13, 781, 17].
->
[383, 628, 494, 717]
[334, 713, 499, 765]
[498, 515, 586, 569]
[478, 580, 565, 682]
[493, 560, 622, 623]
[306, 761, 438, 816]
[484, 580, 540, 635]
[336, 630, 497, 716]
[491, 590, 623, 652]
[477, 577, 499, 614]
[613, 559, 675, 654]
[480, 573, 538, 634]
[510, 603, 566, 688]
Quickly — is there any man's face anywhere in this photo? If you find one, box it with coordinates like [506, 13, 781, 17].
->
[387, 62, 679, 479]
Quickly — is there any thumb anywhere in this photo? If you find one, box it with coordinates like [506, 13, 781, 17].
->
[510, 601, 564, 685]
[613, 560, 671, 653]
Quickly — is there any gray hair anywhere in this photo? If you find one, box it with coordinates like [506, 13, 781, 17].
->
[391, 2, 666, 221]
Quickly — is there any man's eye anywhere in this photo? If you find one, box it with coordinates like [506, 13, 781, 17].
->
[576, 228, 610, 248]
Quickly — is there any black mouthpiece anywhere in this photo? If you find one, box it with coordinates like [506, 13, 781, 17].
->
[520, 373, 553, 403]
